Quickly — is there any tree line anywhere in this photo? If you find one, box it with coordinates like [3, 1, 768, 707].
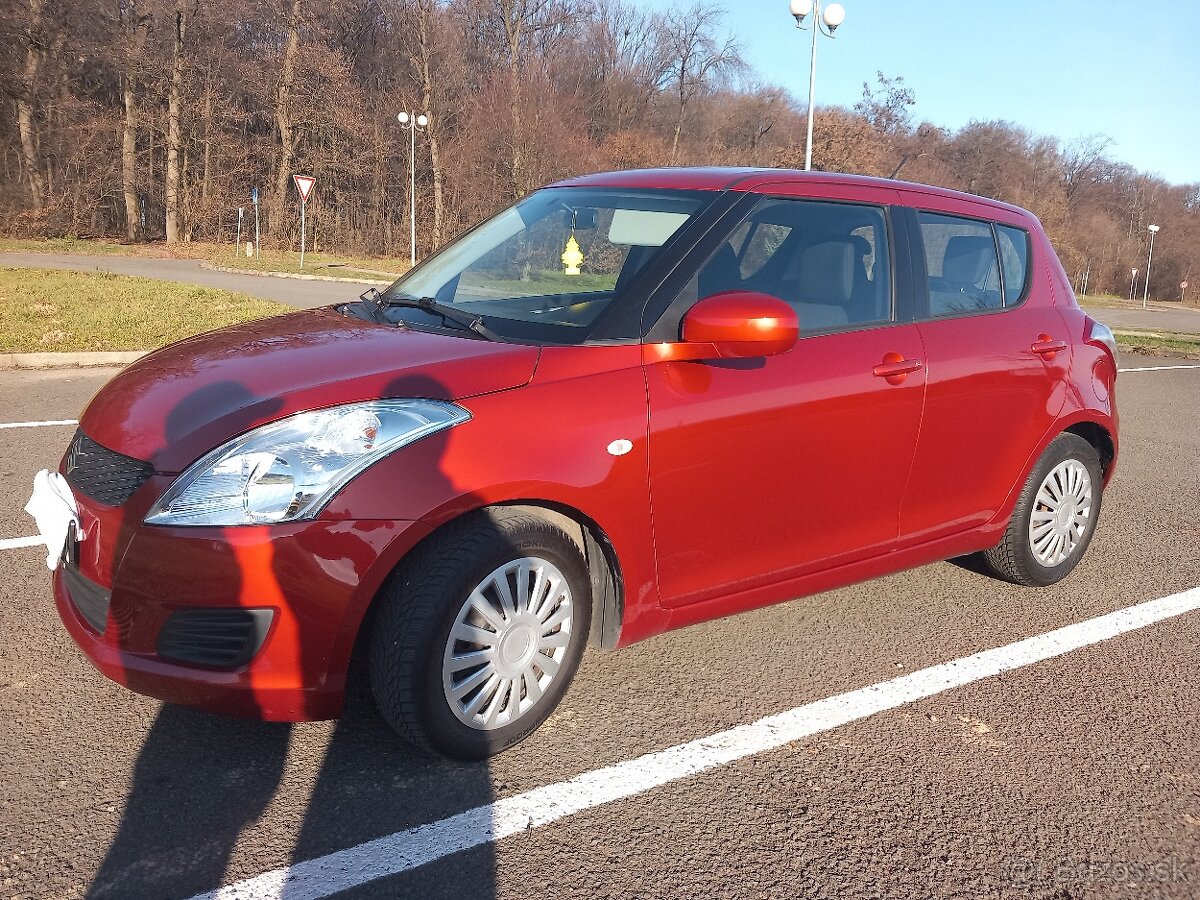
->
[2, 0, 1196, 299]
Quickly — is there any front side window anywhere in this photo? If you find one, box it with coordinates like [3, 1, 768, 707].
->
[382, 188, 712, 344]
[918, 212, 1003, 316]
[678, 198, 893, 335]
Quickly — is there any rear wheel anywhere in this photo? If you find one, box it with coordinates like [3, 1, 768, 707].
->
[369, 509, 591, 759]
[982, 433, 1103, 586]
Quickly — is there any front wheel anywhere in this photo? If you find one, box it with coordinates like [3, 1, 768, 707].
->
[982, 433, 1103, 586]
[369, 509, 591, 759]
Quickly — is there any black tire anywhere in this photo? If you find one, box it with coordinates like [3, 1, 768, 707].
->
[982, 433, 1103, 586]
[368, 508, 591, 760]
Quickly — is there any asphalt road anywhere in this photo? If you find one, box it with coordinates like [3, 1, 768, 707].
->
[1083, 303, 1200, 335]
[1, 354, 1199, 899]
[0, 252, 377, 310]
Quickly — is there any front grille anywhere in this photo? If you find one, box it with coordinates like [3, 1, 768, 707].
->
[157, 608, 275, 669]
[63, 563, 112, 633]
[63, 429, 154, 506]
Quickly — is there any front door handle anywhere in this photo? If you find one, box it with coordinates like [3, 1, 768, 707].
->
[1031, 334, 1068, 358]
[872, 352, 923, 385]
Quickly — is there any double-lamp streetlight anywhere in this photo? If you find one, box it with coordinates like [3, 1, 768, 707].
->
[789, 0, 846, 172]
[397, 110, 429, 268]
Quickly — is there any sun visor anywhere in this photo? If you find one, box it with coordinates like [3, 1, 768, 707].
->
[607, 209, 691, 247]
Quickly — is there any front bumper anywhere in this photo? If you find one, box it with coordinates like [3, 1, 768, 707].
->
[55, 479, 431, 721]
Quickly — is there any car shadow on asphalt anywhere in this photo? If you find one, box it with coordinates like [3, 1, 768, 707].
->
[84, 696, 498, 899]
[85, 705, 291, 898]
[86, 365, 499, 899]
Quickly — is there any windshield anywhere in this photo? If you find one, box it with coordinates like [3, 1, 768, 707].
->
[380, 188, 713, 344]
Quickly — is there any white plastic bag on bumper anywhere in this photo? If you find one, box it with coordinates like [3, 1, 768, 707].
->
[24, 469, 80, 571]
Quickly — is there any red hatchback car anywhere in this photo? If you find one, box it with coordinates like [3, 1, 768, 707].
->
[28, 168, 1119, 759]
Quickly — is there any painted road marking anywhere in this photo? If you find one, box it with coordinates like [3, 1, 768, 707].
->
[0, 419, 78, 430]
[1118, 364, 1200, 372]
[194, 586, 1200, 900]
[0, 535, 44, 551]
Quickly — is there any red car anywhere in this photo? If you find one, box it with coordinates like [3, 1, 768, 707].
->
[28, 169, 1119, 759]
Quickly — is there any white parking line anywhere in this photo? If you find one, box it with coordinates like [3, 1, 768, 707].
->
[0, 535, 44, 551]
[194, 585, 1200, 900]
[1118, 364, 1200, 372]
[0, 419, 78, 430]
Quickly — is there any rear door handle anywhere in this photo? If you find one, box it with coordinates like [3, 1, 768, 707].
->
[872, 353, 923, 384]
[1031, 334, 1068, 358]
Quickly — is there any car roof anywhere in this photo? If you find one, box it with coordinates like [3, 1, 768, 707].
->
[549, 167, 1032, 219]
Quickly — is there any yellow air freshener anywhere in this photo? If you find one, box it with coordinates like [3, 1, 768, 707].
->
[561, 235, 584, 276]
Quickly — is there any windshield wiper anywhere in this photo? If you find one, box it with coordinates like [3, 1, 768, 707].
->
[366, 290, 499, 341]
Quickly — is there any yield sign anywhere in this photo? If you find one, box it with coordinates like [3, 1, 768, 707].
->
[293, 174, 316, 202]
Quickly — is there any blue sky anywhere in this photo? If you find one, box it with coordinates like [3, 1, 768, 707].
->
[640, 0, 1200, 186]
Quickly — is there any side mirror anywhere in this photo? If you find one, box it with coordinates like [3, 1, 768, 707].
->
[656, 291, 798, 361]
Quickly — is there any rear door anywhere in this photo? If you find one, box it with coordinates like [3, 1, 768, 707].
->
[898, 204, 1070, 545]
[643, 192, 927, 608]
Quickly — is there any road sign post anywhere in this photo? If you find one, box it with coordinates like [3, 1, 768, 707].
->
[1182, 281, 1189, 303]
[292, 175, 316, 270]
[236, 206, 244, 258]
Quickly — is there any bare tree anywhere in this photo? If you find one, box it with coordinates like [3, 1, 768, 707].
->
[1061, 133, 1114, 207]
[492, 0, 578, 198]
[271, 0, 304, 236]
[414, 0, 446, 246]
[659, 1, 741, 164]
[119, 0, 150, 240]
[855, 71, 915, 136]
[14, 0, 53, 209]
[164, 0, 187, 242]
[584, 0, 671, 135]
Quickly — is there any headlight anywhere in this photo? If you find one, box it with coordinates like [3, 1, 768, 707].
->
[145, 399, 470, 526]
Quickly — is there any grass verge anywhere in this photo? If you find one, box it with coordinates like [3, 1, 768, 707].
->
[1114, 331, 1200, 358]
[0, 237, 134, 256]
[0, 267, 290, 352]
[1080, 293, 1198, 312]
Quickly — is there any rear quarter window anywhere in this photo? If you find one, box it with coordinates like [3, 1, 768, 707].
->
[995, 224, 1031, 305]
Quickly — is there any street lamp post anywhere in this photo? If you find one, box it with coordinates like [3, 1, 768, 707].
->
[1142, 224, 1159, 309]
[789, 0, 846, 172]
[1129, 268, 1138, 302]
[397, 111, 430, 267]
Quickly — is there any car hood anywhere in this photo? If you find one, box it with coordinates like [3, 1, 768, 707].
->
[79, 308, 540, 472]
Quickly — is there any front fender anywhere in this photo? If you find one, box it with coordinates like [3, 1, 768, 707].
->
[320, 344, 663, 647]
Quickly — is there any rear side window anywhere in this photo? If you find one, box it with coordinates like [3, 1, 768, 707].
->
[995, 224, 1030, 305]
[918, 212, 1002, 316]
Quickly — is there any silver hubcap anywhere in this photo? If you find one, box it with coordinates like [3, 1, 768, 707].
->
[1028, 459, 1093, 568]
[442, 557, 573, 731]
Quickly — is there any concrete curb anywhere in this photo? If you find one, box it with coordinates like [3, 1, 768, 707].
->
[0, 351, 147, 370]
[200, 261, 394, 285]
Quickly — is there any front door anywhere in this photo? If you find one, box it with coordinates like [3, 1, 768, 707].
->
[643, 196, 927, 608]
